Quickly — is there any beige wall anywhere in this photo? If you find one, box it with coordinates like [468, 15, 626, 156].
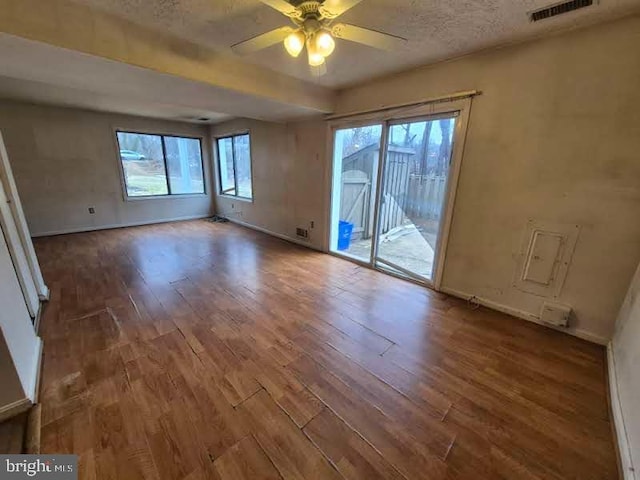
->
[211, 118, 327, 250]
[612, 261, 640, 478]
[0, 101, 214, 236]
[331, 15, 640, 343]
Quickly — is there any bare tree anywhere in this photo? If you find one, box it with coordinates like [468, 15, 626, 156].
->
[342, 126, 380, 157]
[417, 121, 433, 177]
[437, 119, 452, 175]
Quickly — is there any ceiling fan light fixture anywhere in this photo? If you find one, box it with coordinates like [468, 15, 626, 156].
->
[283, 30, 305, 57]
[307, 39, 325, 66]
[314, 30, 335, 57]
[308, 50, 326, 66]
[233, 0, 406, 75]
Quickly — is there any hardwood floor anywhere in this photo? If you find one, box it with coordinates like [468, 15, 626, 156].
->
[34, 220, 618, 479]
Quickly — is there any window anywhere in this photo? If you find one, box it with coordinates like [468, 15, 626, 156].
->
[215, 133, 253, 200]
[116, 131, 205, 198]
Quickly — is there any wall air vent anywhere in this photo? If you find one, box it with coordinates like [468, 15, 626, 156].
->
[529, 0, 594, 22]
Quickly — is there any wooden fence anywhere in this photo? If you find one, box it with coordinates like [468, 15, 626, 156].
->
[405, 174, 447, 221]
[340, 145, 448, 240]
[339, 170, 372, 240]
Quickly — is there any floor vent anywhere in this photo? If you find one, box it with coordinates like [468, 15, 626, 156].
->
[529, 0, 594, 22]
[296, 228, 309, 239]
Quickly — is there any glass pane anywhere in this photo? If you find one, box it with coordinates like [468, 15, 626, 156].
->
[375, 116, 457, 280]
[117, 132, 168, 197]
[329, 124, 383, 262]
[165, 136, 205, 194]
[217, 137, 236, 196]
[233, 134, 252, 199]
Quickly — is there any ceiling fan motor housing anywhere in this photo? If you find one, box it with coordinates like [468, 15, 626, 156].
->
[293, 1, 342, 22]
[303, 18, 323, 35]
[296, 1, 323, 18]
[291, 2, 332, 37]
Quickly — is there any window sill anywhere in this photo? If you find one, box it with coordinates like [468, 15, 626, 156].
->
[217, 194, 253, 203]
[125, 193, 209, 202]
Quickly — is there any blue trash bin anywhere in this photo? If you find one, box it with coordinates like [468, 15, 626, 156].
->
[337, 221, 354, 251]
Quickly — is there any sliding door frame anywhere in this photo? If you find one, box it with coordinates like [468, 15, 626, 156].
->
[325, 118, 384, 266]
[325, 97, 472, 291]
[368, 119, 389, 268]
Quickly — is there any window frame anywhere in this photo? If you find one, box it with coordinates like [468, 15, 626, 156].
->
[214, 131, 254, 202]
[114, 129, 207, 201]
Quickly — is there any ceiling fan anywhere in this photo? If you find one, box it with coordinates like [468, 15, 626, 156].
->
[231, 0, 407, 73]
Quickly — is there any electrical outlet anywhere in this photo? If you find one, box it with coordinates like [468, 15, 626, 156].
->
[88, 207, 95, 214]
[231, 203, 235, 209]
[310, 221, 315, 229]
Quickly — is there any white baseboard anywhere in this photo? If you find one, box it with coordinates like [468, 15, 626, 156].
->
[31, 214, 212, 238]
[0, 397, 32, 423]
[224, 217, 323, 252]
[440, 286, 609, 345]
[608, 343, 636, 480]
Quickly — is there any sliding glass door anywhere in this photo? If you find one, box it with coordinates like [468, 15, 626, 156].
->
[329, 106, 465, 286]
[329, 123, 383, 262]
[375, 115, 457, 281]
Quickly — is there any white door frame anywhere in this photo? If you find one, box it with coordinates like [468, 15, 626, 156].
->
[0, 132, 49, 318]
[0, 175, 39, 317]
[325, 97, 473, 291]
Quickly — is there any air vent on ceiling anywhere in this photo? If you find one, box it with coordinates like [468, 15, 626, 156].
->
[529, 0, 594, 22]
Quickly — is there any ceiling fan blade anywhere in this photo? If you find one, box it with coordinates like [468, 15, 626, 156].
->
[231, 26, 294, 55]
[258, 0, 300, 17]
[319, 0, 363, 18]
[331, 23, 407, 51]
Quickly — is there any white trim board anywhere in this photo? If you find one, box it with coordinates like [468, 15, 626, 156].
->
[608, 343, 637, 480]
[224, 217, 323, 252]
[440, 286, 609, 345]
[31, 214, 212, 238]
[0, 397, 32, 423]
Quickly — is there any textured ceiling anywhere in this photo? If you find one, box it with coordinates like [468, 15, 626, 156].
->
[73, 0, 640, 87]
